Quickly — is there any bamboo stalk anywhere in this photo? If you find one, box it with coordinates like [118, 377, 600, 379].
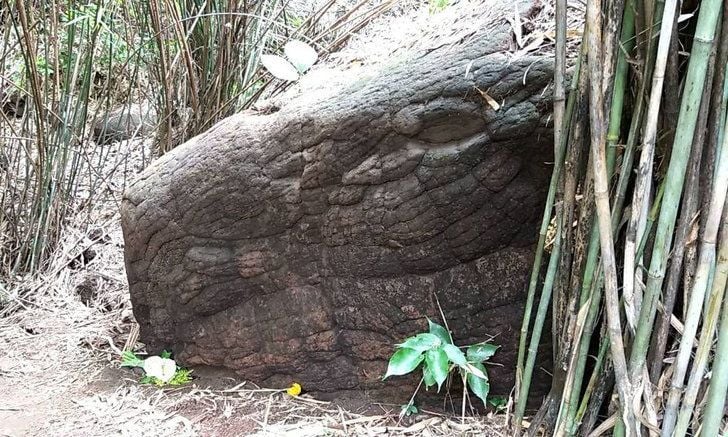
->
[701, 201, 728, 437]
[648, 24, 723, 380]
[585, 0, 637, 433]
[623, 0, 678, 334]
[514, 212, 565, 434]
[662, 82, 728, 437]
[553, 0, 566, 161]
[674, 205, 728, 435]
[629, 0, 723, 402]
[555, 6, 635, 432]
[513, 47, 584, 434]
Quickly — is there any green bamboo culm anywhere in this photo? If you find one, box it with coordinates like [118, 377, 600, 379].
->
[668, 82, 728, 437]
[701, 214, 728, 436]
[512, 48, 584, 432]
[629, 0, 724, 393]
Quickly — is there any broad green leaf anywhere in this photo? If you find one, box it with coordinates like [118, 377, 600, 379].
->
[466, 343, 499, 363]
[467, 362, 490, 407]
[283, 40, 318, 73]
[261, 54, 299, 81]
[425, 347, 449, 391]
[423, 362, 437, 388]
[442, 344, 467, 366]
[397, 333, 441, 352]
[464, 362, 488, 380]
[384, 348, 424, 378]
[427, 318, 452, 345]
[489, 395, 507, 410]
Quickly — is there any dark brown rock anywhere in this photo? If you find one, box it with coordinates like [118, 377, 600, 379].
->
[121, 1, 554, 401]
[93, 102, 157, 145]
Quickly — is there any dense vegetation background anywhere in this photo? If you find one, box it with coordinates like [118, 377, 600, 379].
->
[0, 0, 390, 284]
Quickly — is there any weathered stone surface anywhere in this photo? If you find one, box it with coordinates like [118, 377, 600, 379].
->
[93, 102, 157, 145]
[122, 1, 554, 400]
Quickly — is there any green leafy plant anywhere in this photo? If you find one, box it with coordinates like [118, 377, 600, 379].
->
[488, 395, 507, 411]
[121, 350, 193, 387]
[400, 403, 418, 417]
[384, 318, 499, 417]
[429, 0, 450, 13]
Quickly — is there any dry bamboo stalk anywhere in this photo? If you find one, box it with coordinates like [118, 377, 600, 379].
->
[585, 0, 636, 433]
[623, 0, 678, 334]
[553, 0, 566, 160]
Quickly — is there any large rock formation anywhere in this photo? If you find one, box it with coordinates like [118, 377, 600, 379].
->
[93, 102, 157, 145]
[121, 0, 554, 399]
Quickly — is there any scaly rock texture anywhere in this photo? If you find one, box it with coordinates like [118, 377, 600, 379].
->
[121, 0, 554, 399]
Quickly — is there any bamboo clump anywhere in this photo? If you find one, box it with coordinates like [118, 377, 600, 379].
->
[514, 0, 728, 435]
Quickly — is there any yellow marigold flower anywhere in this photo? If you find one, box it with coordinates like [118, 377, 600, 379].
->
[286, 382, 302, 397]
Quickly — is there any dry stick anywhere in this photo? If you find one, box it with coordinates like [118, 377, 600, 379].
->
[558, 41, 595, 373]
[628, 0, 723, 422]
[675, 182, 728, 434]
[552, 0, 576, 369]
[554, 0, 566, 161]
[581, 331, 618, 436]
[663, 92, 728, 437]
[585, 0, 637, 434]
[527, 394, 556, 437]
[623, 0, 678, 334]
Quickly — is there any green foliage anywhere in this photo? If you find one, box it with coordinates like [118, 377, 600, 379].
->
[384, 318, 499, 408]
[429, 0, 449, 13]
[488, 395, 507, 411]
[120, 351, 193, 387]
[120, 350, 144, 368]
[400, 403, 418, 417]
[141, 368, 194, 387]
[0, 0, 392, 285]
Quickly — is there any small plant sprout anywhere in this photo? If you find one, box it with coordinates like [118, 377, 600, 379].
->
[261, 40, 318, 81]
[384, 318, 499, 419]
[121, 350, 193, 386]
